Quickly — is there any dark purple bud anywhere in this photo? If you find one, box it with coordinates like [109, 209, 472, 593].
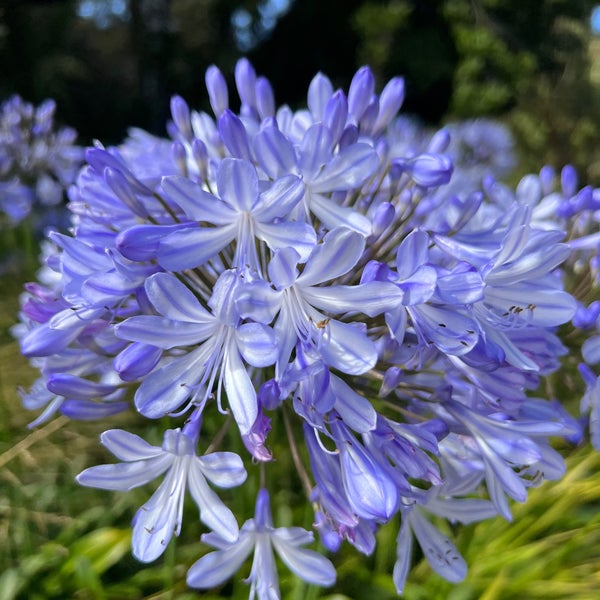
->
[348, 66, 375, 122]
[561, 165, 578, 197]
[374, 77, 405, 133]
[427, 128, 451, 153]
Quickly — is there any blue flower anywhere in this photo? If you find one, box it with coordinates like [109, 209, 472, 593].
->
[77, 424, 246, 562]
[187, 488, 336, 598]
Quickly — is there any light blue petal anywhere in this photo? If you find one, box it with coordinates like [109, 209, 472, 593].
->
[310, 143, 379, 193]
[187, 535, 255, 588]
[145, 272, 215, 322]
[236, 322, 279, 367]
[268, 247, 300, 289]
[223, 342, 259, 435]
[393, 520, 412, 594]
[252, 125, 297, 179]
[307, 72, 333, 120]
[187, 466, 240, 543]
[302, 281, 401, 317]
[158, 224, 237, 271]
[399, 266, 437, 305]
[197, 452, 247, 488]
[308, 191, 372, 236]
[410, 509, 467, 583]
[255, 220, 317, 262]
[76, 454, 173, 490]
[116, 315, 215, 349]
[330, 375, 377, 433]
[320, 318, 378, 375]
[337, 428, 398, 521]
[254, 175, 305, 222]
[271, 534, 336, 587]
[116, 223, 190, 262]
[484, 284, 576, 327]
[217, 158, 258, 211]
[161, 175, 236, 224]
[299, 124, 332, 178]
[135, 345, 211, 418]
[410, 305, 478, 355]
[132, 475, 183, 562]
[298, 228, 365, 287]
[436, 269, 483, 304]
[395, 230, 430, 280]
[100, 429, 163, 461]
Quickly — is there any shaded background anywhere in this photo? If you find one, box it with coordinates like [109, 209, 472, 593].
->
[2, 0, 600, 180]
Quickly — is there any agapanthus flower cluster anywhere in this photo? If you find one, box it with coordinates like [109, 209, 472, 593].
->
[0, 94, 83, 226]
[15, 59, 600, 597]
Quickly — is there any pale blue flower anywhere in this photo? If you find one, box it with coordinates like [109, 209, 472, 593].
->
[187, 488, 336, 598]
[77, 425, 246, 562]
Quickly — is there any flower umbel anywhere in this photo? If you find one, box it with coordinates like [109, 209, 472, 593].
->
[15, 59, 599, 596]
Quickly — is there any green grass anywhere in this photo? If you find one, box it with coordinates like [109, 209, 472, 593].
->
[1, 266, 600, 599]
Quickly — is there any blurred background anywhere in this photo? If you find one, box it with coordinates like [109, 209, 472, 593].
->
[2, 1, 600, 599]
[2, 0, 600, 181]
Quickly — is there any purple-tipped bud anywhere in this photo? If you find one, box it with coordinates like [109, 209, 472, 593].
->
[218, 109, 252, 160]
[561, 164, 578, 197]
[348, 66, 375, 122]
[205, 65, 229, 117]
[427, 128, 451, 153]
[234, 57, 257, 109]
[170, 96, 192, 141]
[308, 72, 334, 120]
[539, 165, 555, 194]
[256, 76, 275, 119]
[374, 77, 405, 133]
